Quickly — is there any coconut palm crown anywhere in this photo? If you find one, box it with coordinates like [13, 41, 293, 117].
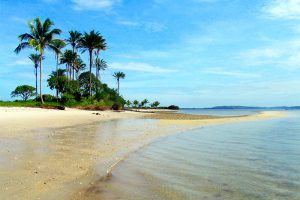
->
[113, 71, 125, 95]
[66, 31, 82, 53]
[94, 58, 108, 81]
[60, 50, 78, 80]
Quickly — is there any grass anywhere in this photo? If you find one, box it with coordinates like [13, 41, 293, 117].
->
[0, 100, 61, 108]
[0, 100, 113, 110]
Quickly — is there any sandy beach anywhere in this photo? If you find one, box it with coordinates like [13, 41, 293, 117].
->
[0, 107, 286, 200]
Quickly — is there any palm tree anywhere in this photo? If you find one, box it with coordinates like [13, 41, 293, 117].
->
[14, 17, 62, 103]
[66, 31, 82, 53]
[141, 99, 149, 108]
[94, 38, 107, 78]
[94, 58, 107, 81]
[60, 50, 78, 80]
[73, 58, 86, 79]
[113, 71, 125, 95]
[28, 54, 43, 100]
[51, 40, 66, 99]
[133, 100, 139, 108]
[78, 30, 106, 96]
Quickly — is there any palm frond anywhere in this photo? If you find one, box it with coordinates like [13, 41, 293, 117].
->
[18, 33, 34, 41]
[14, 42, 30, 54]
[43, 18, 54, 33]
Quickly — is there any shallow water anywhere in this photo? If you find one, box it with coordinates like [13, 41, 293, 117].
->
[99, 111, 300, 200]
[179, 108, 277, 116]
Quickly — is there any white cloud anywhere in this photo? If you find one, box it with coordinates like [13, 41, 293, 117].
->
[239, 47, 283, 66]
[117, 20, 139, 26]
[239, 37, 300, 69]
[200, 67, 261, 78]
[145, 22, 165, 32]
[263, 0, 300, 19]
[110, 62, 176, 73]
[116, 20, 165, 32]
[193, 0, 218, 3]
[71, 0, 121, 10]
[7, 59, 32, 66]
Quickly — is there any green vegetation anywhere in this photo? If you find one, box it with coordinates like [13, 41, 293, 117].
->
[11, 85, 36, 101]
[151, 101, 160, 108]
[0, 100, 60, 107]
[10, 17, 127, 110]
[6, 17, 165, 111]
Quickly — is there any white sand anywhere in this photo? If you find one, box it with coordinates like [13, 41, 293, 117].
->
[0, 107, 146, 137]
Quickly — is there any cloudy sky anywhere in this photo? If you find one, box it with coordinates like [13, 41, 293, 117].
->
[1, 0, 300, 107]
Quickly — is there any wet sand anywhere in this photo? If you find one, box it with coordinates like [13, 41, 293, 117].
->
[0, 108, 286, 199]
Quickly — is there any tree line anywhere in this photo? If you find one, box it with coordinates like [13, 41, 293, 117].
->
[13, 17, 126, 107]
[12, 17, 161, 109]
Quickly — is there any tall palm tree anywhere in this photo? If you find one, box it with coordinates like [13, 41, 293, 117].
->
[28, 53, 43, 100]
[94, 38, 107, 78]
[73, 58, 86, 79]
[113, 71, 125, 95]
[14, 17, 62, 103]
[78, 30, 106, 96]
[66, 31, 82, 53]
[94, 58, 107, 81]
[60, 50, 78, 80]
[51, 39, 66, 99]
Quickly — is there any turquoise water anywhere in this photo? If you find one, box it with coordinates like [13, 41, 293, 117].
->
[99, 111, 300, 200]
[179, 108, 273, 116]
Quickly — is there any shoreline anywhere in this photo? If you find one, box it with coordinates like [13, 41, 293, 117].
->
[0, 107, 287, 199]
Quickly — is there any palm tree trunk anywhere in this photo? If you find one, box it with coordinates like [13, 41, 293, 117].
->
[35, 66, 38, 101]
[56, 55, 59, 101]
[95, 53, 99, 80]
[117, 79, 120, 95]
[73, 68, 75, 80]
[69, 66, 72, 80]
[40, 55, 44, 104]
[89, 50, 93, 96]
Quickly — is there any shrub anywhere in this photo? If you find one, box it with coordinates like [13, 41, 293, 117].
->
[61, 93, 76, 104]
[168, 105, 180, 110]
[42, 94, 56, 102]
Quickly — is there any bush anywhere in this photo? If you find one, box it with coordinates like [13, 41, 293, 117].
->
[111, 103, 122, 110]
[61, 93, 76, 105]
[168, 105, 180, 110]
[42, 94, 56, 102]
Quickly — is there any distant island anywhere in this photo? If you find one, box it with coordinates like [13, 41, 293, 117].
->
[202, 106, 300, 110]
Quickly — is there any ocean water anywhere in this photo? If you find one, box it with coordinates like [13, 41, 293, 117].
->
[179, 108, 270, 116]
[99, 111, 300, 200]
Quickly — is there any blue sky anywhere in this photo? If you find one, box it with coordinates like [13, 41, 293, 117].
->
[1, 0, 300, 107]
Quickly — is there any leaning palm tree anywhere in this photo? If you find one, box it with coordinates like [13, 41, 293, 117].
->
[113, 71, 125, 95]
[14, 17, 62, 103]
[78, 30, 106, 96]
[28, 53, 43, 100]
[94, 58, 107, 81]
[66, 31, 82, 53]
[60, 50, 78, 80]
[51, 39, 66, 99]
